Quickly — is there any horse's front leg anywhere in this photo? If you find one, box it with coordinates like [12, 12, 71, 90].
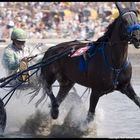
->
[120, 83, 140, 108]
[86, 89, 101, 123]
[80, 89, 101, 131]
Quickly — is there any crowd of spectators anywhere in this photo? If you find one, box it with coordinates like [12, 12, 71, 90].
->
[0, 2, 140, 41]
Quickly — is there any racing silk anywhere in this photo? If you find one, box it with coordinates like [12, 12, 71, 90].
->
[2, 43, 31, 76]
[2, 42, 44, 87]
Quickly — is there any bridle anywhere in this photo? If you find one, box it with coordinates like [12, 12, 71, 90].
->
[119, 11, 140, 42]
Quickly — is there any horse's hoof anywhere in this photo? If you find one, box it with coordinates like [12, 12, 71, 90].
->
[51, 108, 59, 119]
[79, 114, 94, 132]
[86, 112, 94, 123]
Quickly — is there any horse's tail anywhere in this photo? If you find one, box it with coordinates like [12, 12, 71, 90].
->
[28, 73, 49, 107]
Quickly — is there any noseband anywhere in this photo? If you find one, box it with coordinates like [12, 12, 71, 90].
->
[120, 11, 140, 41]
[127, 23, 140, 33]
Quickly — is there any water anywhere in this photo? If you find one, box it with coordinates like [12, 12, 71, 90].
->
[0, 46, 140, 138]
[1, 83, 140, 138]
[96, 86, 140, 138]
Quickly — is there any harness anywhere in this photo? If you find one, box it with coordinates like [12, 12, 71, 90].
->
[121, 11, 140, 41]
[78, 11, 140, 89]
[79, 42, 130, 89]
[97, 43, 130, 88]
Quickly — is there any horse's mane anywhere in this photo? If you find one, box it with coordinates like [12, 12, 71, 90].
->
[95, 17, 119, 44]
[45, 16, 121, 53]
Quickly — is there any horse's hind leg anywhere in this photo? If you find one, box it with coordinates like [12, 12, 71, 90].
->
[41, 72, 59, 119]
[120, 83, 140, 108]
[50, 77, 74, 119]
[56, 80, 74, 106]
[46, 87, 59, 119]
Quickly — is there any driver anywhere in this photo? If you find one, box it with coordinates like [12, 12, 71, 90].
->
[2, 28, 42, 86]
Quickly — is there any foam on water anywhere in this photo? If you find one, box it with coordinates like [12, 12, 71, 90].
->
[0, 87, 98, 138]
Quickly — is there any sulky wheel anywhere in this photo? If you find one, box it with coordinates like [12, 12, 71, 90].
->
[0, 98, 6, 135]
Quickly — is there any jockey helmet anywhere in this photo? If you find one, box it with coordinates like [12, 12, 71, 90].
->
[11, 28, 27, 41]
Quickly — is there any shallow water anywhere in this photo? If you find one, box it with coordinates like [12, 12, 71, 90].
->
[1, 82, 140, 138]
[0, 46, 140, 138]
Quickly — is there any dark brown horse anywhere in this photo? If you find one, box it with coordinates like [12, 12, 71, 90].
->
[40, 2, 140, 125]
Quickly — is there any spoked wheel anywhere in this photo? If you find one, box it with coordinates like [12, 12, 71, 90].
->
[0, 98, 6, 135]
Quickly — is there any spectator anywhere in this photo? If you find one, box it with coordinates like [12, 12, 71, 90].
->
[0, 2, 139, 40]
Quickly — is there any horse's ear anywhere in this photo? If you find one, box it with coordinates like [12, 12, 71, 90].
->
[115, 2, 123, 14]
[130, 2, 136, 10]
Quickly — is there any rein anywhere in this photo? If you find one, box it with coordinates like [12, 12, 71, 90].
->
[0, 47, 73, 88]
[0, 47, 73, 106]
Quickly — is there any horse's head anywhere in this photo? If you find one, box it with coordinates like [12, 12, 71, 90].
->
[116, 2, 140, 49]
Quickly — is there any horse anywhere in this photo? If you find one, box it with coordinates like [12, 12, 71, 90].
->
[40, 2, 140, 125]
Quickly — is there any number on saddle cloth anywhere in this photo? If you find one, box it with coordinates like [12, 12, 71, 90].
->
[70, 43, 97, 72]
[71, 46, 90, 57]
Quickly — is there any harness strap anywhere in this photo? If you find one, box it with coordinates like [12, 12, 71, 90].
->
[86, 42, 130, 88]
[111, 58, 130, 88]
[98, 43, 130, 88]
